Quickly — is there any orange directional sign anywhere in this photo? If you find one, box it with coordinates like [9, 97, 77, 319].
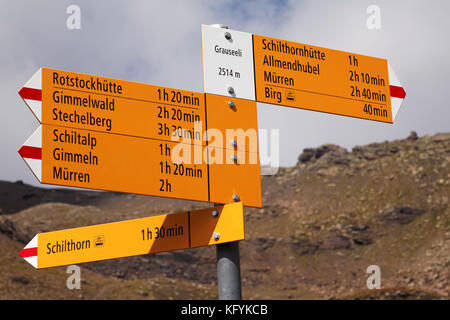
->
[19, 202, 245, 269]
[18, 67, 262, 152]
[18, 124, 261, 207]
[253, 34, 406, 123]
[19, 67, 206, 145]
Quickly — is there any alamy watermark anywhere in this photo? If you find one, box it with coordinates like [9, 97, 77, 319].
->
[366, 265, 381, 289]
[66, 5, 81, 30]
[66, 264, 81, 289]
[366, 5, 381, 30]
[169, 120, 280, 175]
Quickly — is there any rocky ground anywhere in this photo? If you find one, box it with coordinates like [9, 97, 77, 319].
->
[0, 131, 448, 299]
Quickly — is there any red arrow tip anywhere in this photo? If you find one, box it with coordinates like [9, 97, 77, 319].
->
[19, 247, 37, 258]
[18, 145, 42, 160]
[18, 87, 42, 101]
[390, 85, 406, 99]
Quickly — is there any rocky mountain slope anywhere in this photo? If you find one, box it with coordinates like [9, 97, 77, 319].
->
[0, 131, 448, 299]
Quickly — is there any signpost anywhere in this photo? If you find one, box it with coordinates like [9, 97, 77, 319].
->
[16, 23, 407, 301]
[201, 23, 407, 300]
[19, 202, 244, 269]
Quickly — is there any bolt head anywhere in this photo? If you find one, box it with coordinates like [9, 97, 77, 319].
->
[227, 87, 235, 95]
[224, 32, 232, 40]
[213, 232, 220, 241]
[210, 24, 228, 29]
[228, 100, 235, 109]
[231, 154, 238, 163]
[232, 194, 240, 202]
[212, 209, 219, 218]
[231, 139, 237, 148]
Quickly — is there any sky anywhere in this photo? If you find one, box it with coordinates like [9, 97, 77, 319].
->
[1, 0, 449, 186]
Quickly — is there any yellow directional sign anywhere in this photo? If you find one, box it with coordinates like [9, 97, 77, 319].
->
[19, 202, 245, 269]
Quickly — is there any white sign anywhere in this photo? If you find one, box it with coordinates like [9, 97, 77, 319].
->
[201, 24, 255, 101]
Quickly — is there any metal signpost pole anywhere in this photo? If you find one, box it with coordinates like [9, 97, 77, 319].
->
[211, 23, 243, 300]
[215, 203, 242, 300]
[217, 241, 242, 300]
